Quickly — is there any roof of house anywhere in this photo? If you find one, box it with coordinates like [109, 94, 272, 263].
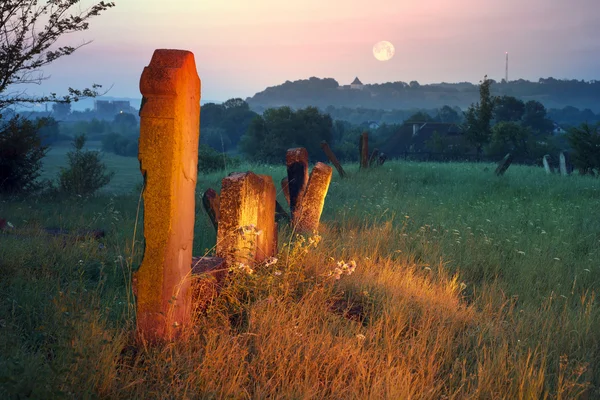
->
[351, 77, 363, 85]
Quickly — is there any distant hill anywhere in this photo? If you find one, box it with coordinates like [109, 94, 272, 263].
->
[246, 77, 600, 112]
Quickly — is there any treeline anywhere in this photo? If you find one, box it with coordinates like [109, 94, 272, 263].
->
[246, 77, 600, 113]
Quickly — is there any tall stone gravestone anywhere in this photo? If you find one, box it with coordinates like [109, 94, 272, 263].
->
[136, 50, 200, 341]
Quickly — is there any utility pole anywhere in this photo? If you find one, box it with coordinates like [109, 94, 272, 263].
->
[505, 52, 509, 83]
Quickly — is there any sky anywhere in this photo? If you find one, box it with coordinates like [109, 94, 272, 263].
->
[21, 0, 600, 103]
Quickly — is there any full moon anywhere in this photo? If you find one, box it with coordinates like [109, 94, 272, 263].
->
[373, 41, 395, 61]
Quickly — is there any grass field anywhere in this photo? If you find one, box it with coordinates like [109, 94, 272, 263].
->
[1, 150, 599, 398]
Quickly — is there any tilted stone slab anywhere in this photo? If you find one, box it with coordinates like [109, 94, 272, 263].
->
[286, 148, 309, 221]
[295, 162, 333, 233]
[543, 154, 554, 174]
[320, 140, 346, 178]
[202, 188, 220, 231]
[136, 49, 200, 341]
[495, 153, 513, 176]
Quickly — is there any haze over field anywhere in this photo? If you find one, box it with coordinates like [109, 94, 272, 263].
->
[28, 0, 600, 103]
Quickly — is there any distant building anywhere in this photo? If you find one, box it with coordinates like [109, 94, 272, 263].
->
[552, 122, 567, 135]
[337, 77, 366, 90]
[350, 77, 364, 90]
[94, 100, 135, 118]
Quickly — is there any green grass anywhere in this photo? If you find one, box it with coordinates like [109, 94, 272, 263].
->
[1, 155, 599, 398]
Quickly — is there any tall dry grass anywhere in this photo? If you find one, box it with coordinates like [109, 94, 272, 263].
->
[1, 160, 599, 398]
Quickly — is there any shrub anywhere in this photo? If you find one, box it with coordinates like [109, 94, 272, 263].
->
[0, 116, 48, 194]
[567, 122, 600, 175]
[198, 144, 240, 173]
[59, 134, 115, 195]
[101, 132, 138, 157]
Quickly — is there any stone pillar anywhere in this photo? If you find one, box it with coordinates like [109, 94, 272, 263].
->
[559, 152, 571, 176]
[295, 162, 333, 233]
[216, 172, 276, 267]
[360, 132, 369, 169]
[495, 153, 513, 176]
[320, 140, 346, 178]
[256, 175, 277, 263]
[543, 155, 553, 174]
[286, 148, 309, 221]
[136, 49, 200, 341]
[202, 188, 220, 231]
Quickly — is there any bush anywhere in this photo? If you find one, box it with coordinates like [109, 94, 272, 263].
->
[568, 122, 600, 175]
[59, 134, 115, 195]
[101, 132, 138, 157]
[198, 144, 240, 173]
[0, 116, 49, 194]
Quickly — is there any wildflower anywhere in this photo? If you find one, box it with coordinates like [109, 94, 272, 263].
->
[264, 257, 278, 267]
[541, 230, 547, 234]
[554, 257, 560, 261]
[274, 270, 282, 276]
[333, 267, 343, 280]
[517, 250, 525, 255]
[356, 334, 366, 341]
[238, 262, 254, 275]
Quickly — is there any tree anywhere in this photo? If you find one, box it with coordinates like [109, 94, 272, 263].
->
[240, 106, 333, 163]
[0, 1, 115, 110]
[406, 111, 434, 122]
[463, 75, 494, 156]
[437, 105, 461, 123]
[488, 121, 532, 159]
[567, 123, 600, 175]
[494, 95, 525, 122]
[521, 100, 554, 134]
[0, 116, 48, 193]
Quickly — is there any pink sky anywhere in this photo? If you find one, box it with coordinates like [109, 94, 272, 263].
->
[29, 0, 600, 102]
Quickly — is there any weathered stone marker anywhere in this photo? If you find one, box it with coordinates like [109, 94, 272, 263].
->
[202, 188, 220, 230]
[281, 177, 290, 206]
[543, 155, 554, 174]
[320, 140, 346, 178]
[216, 172, 277, 267]
[136, 49, 200, 341]
[378, 152, 387, 166]
[495, 153, 513, 176]
[359, 132, 369, 169]
[559, 151, 571, 176]
[257, 175, 277, 263]
[286, 148, 309, 220]
[295, 162, 333, 233]
[369, 148, 380, 167]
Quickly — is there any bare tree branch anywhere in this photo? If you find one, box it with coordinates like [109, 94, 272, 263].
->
[0, 0, 115, 110]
